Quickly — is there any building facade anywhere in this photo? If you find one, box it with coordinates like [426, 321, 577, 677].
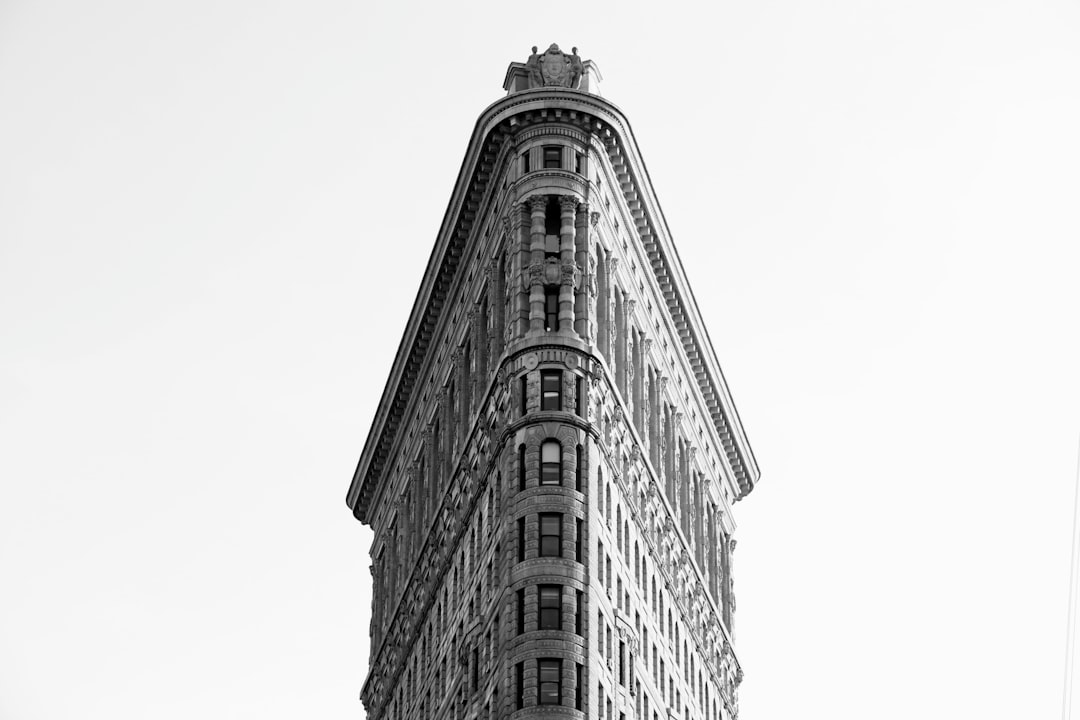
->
[345, 45, 760, 720]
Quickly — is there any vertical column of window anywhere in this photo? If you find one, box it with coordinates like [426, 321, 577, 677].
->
[491, 254, 505, 361]
[517, 588, 526, 634]
[519, 375, 527, 417]
[648, 368, 659, 468]
[576, 518, 584, 562]
[613, 288, 625, 393]
[597, 247, 610, 359]
[575, 590, 584, 635]
[576, 663, 584, 710]
[632, 329, 645, 433]
[475, 296, 488, 397]
[693, 472, 705, 569]
[517, 518, 526, 562]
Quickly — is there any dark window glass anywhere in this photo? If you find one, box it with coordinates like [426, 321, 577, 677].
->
[576, 518, 584, 562]
[575, 376, 583, 416]
[516, 662, 525, 709]
[520, 376, 527, 415]
[541, 371, 561, 411]
[538, 659, 561, 704]
[544, 287, 559, 331]
[517, 589, 526, 634]
[576, 663, 584, 710]
[576, 590, 584, 636]
[539, 513, 562, 557]
[575, 152, 583, 174]
[522, 151, 530, 174]
[518, 518, 526, 561]
[540, 440, 561, 485]
[539, 585, 561, 630]
[543, 146, 561, 169]
[575, 444, 583, 492]
[518, 444, 527, 491]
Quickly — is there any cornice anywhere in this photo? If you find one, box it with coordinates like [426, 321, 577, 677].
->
[347, 86, 759, 524]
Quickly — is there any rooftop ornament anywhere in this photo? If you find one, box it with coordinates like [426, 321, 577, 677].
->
[504, 44, 601, 95]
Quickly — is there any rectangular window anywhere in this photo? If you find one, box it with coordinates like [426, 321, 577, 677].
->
[543, 145, 561, 169]
[575, 152, 583, 174]
[522, 151, 530, 174]
[576, 663, 584, 710]
[539, 585, 561, 630]
[518, 518, 526, 562]
[520, 376, 528, 416]
[576, 590, 583, 636]
[518, 444, 527, 491]
[544, 287, 559, 331]
[575, 376, 583, 416]
[539, 513, 562, 557]
[619, 640, 626, 686]
[540, 371, 562, 411]
[576, 518, 584, 562]
[538, 658, 561, 704]
[575, 444, 583, 492]
[516, 662, 525, 710]
[540, 440, 561, 485]
[597, 540, 604, 585]
[517, 589, 526, 634]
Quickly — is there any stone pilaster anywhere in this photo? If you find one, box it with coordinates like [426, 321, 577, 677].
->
[528, 195, 547, 333]
[559, 194, 579, 334]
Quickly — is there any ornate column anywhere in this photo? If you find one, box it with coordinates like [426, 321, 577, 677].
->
[528, 195, 547, 333]
[558, 194, 579, 334]
[574, 204, 591, 339]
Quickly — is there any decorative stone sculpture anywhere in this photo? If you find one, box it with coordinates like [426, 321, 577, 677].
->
[526, 46, 543, 88]
[526, 44, 582, 88]
[569, 47, 584, 88]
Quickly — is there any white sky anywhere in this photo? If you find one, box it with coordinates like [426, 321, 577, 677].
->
[2, 1, 1079, 719]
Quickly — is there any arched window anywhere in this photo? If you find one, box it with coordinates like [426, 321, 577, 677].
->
[540, 441, 561, 485]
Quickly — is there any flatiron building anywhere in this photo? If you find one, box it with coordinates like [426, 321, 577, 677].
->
[346, 45, 760, 720]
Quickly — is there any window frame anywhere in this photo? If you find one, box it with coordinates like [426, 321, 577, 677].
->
[540, 370, 562, 411]
[538, 658, 562, 705]
[538, 584, 561, 630]
[542, 145, 562, 169]
[539, 513, 562, 557]
[540, 440, 562, 486]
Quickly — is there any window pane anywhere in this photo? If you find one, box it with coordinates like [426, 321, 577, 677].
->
[540, 515, 560, 535]
[540, 536, 560, 557]
[539, 659, 561, 704]
[543, 146, 561, 169]
[540, 607, 559, 629]
[541, 441, 560, 463]
[541, 463, 560, 485]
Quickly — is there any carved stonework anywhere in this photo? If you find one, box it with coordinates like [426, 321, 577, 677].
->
[525, 43, 578, 88]
[590, 211, 600, 228]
